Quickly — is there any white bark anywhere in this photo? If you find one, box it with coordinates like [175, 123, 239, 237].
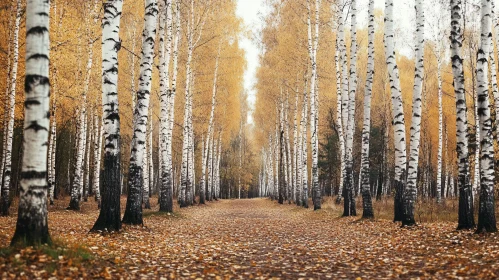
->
[451, 0, 474, 230]
[476, 0, 496, 233]
[306, 0, 321, 210]
[404, 0, 425, 223]
[437, 60, 443, 203]
[91, 0, 124, 232]
[201, 44, 221, 203]
[384, 0, 407, 222]
[1, 0, 21, 215]
[292, 92, 298, 202]
[11, 0, 51, 244]
[473, 90, 480, 199]
[360, 0, 375, 218]
[92, 115, 102, 205]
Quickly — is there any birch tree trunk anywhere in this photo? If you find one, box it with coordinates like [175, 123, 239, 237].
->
[93, 115, 102, 207]
[403, 0, 425, 226]
[1, 0, 21, 216]
[436, 60, 443, 204]
[360, 0, 375, 219]
[68, 0, 99, 210]
[216, 134, 222, 199]
[476, 0, 497, 233]
[11, 0, 51, 245]
[306, 0, 321, 210]
[384, 0, 408, 222]
[0, 9, 14, 195]
[91, 0, 124, 232]
[473, 91, 480, 200]
[84, 112, 93, 201]
[343, 0, 358, 216]
[148, 111, 154, 196]
[143, 134, 150, 208]
[159, 0, 174, 212]
[335, 39, 346, 203]
[123, 0, 158, 225]
[207, 135, 213, 201]
[201, 44, 221, 203]
[301, 87, 309, 208]
[292, 92, 299, 202]
[450, 0, 474, 230]
[238, 120, 243, 200]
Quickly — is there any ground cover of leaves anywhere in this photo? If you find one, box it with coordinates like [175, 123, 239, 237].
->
[0, 197, 498, 279]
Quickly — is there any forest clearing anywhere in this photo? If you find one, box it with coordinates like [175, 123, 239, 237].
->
[2, 198, 499, 279]
[2, 0, 499, 278]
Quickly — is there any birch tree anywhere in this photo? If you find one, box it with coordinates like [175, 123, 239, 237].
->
[200, 43, 221, 204]
[384, 0, 407, 222]
[68, 0, 99, 210]
[475, 0, 497, 233]
[306, 0, 321, 210]
[122, 0, 158, 225]
[159, 0, 174, 212]
[91, 0, 124, 233]
[11, 0, 51, 245]
[402, 0, 425, 226]
[93, 115, 103, 207]
[450, 0, 474, 230]
[343, 0, 357, 216]
[360, 0, 375, 219]
[1, 0, 21, 216]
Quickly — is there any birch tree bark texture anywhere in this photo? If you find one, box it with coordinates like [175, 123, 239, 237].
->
[450, 0, 474, 230]
[402, 0, 425, 226]
[122, 0, 158, 225]
[475, 0, 497, 233]
[360, 0, 375, 219]
[1, 0, 22, 216]
[384, 0, 408, 222]
[11, 0, 52, 246]
[91, 0, 124, 233]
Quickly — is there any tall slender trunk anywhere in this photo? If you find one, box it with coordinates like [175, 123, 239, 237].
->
[473, 90, 480, 199]
[84, 111, 93, 201]
[201, 44, 222, 204]
[215, 133, 222, 199]
[238, 119, 243, 200]
[207, 135, 213, 201]
[343, 0, 358, 216]
[334, 28, 346, 203]
[476, 0, 497, 233]
[450, 0, 474, 230]
[301, 85, 309, 208]
[11, 0, 52, 245]
[360, 0, 375, 219]
[292, 92, 298, 202]
[159, 0, 174, 212]
[1, 0, 21, 216]
[123, 0, 158, 225]
[148, 110, 154, 196]
[93, 115, 103, 207]
[384, 0, 407, 222]
[143, 132, 150, 209]
[91, 0, 124, 233]
[403, 0, 425, 225]
[436, 60, 443, 204]
[306, 0, 321, 210]
[0, 9, 14, 194]
[284, 94, 292, 202]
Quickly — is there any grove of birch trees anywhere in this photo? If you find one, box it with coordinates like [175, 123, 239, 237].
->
[2, 0, 499, 248]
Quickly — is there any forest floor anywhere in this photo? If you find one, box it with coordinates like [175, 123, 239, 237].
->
[1, 197, 499, 279]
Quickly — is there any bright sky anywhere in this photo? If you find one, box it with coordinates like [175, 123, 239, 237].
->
[236, 0, 267, 124]
[235, 0, 436, 124]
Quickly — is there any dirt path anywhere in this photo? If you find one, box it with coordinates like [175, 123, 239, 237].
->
[1, 198, 499, 278]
